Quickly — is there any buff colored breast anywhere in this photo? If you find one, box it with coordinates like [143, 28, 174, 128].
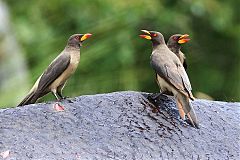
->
[156, 74, 178, 96]
[49, 51, 80, 91]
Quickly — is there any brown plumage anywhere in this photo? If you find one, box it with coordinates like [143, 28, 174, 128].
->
[140, 30, 199, 128]
[155, 34, 190, 96]
[18, 33, 92, 106]
[167, 34, 190, 70]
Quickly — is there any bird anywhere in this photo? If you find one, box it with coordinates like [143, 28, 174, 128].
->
[167, 34, 190, 70]
[139, 30, 199, 128]
[18, 33, 92, 106]
[151, 34, 190, 99]
[151, 34, 190, 97]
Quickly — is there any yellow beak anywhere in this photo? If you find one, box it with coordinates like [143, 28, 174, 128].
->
[178, 34, 190, 44]
[80, 33, 92, 41]
[141, 30, 151, 35]
[139, 30, 152, 40]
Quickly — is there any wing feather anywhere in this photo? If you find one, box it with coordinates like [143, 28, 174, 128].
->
[151, 53, 194, 99]
[37, 53, 71, 92]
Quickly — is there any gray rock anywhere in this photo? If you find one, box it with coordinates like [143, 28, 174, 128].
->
[0, 91, 239, 160]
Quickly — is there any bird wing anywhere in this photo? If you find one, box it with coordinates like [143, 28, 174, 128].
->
[175, 63, 193, 93]
[151, 54, 194, 99]
[37, 53, 71, 92]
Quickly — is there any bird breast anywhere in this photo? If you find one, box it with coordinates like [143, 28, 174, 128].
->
[50, 51, 80, 90]
[156, 74, 178, 96]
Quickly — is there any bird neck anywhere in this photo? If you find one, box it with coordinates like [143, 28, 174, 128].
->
[65, 44, 81, 51]
[168, 44, 181, 55]
[152, 40, 165, 50]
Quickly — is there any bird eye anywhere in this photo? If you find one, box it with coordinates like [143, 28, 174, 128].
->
[173, 36, 178, 41]
[75, 36, 79, 40]
[152, 33, 157, 37]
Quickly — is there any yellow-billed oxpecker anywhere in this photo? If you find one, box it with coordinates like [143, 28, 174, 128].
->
[18, 33, 92, 106]
[167, 34, 190, 70]
[139, 30, 199, 128]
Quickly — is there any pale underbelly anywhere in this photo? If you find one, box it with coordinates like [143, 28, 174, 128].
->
[156, 74, 178, 95]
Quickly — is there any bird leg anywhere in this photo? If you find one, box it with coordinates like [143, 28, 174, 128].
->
[51, 89, 60, 101]
[52, 89, 66, 110]
[57, 84, 68, 100]
[57, 92, 69, 100]
[57, 90, 67, 100]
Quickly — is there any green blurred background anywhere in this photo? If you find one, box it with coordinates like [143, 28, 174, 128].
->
[0, 0, 239, 108]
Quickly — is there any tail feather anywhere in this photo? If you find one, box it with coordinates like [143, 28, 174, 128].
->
[18, 91, 39, 106]
[187, 110, 199, 129]
[176, 93, 199, 128]
[176, 99, 186, 120]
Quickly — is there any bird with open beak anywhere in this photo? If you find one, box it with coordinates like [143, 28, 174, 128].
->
[18, 33, 92, 106]
[139, 30, 199, 128]
[167, 34, 190, 70]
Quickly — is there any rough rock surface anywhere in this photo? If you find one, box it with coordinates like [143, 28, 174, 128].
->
[0, 91, 239, 160]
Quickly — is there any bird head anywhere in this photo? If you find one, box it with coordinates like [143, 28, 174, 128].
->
[169, 34, 190, 45]
[139, 30, 165, 45]
[68, 33, 92, 47]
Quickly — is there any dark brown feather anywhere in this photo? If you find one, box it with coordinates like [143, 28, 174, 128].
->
[18, 91, 38, 106]
[37, 53, 71, 93]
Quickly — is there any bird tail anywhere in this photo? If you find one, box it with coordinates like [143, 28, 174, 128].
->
[176, 93, 199, 128]
[18, 91, 39, 107]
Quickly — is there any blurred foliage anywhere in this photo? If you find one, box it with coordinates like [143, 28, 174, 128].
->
[2, 0, 240, 107]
